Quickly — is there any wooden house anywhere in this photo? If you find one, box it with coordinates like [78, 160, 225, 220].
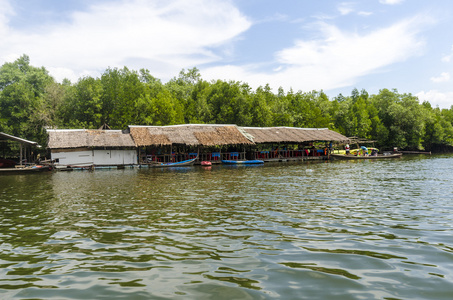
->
[47, 129, 137, 167]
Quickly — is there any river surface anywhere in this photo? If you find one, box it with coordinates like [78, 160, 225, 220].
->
[1, 155, 453, 299]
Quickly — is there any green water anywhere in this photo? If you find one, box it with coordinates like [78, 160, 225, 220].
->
[1, 155, 453, 299]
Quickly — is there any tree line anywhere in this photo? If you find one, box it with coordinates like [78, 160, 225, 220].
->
[1, 55, 453, 153]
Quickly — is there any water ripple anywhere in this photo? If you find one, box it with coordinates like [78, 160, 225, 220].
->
[1, 156, 453, 299]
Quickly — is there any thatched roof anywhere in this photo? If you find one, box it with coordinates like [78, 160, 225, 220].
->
[46, 126, 348, 149]
[240, 127, 349, 144]
[47, 129, 136, 149]
[129, 124, 253, 147]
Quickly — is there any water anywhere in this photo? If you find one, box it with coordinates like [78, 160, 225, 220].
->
[1, 155, 453, 299]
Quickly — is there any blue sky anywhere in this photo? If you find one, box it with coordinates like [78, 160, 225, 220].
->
[1, 0, 453, 108]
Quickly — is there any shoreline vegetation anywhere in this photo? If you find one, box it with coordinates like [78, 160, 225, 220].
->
[1, 55, 453, 156]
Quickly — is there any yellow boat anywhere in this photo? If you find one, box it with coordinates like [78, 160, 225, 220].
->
[349, 148, 379, 156]
[332, 148, 379, 156]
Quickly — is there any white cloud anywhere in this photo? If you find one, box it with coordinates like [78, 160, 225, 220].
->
[338, 3, 354, 16]
[430, 72, 450, 83]
[358, 11, 373, 17]
[203, 16, 430, 92]
[442, 45, 453, 62]
[379, 0, 404, 5]
[0, 0, 437, 97]
[337, 3, 372, 16]
[0, 0, 251, 82]
[416, 90, 453, 109]
[0, 0, 14, 36]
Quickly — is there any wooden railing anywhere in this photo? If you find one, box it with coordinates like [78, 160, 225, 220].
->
[253, 149, 329, 159]
[141, 149, 329, 164]
[143, 151, 247, 163]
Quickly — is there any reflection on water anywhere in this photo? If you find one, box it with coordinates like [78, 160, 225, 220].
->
[1, 155, 453, 299]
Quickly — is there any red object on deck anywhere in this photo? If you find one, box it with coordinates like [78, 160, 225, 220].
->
[0, 159, 16, 168]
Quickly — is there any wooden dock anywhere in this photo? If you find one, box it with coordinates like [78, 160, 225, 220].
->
[396, 151, 431, 155]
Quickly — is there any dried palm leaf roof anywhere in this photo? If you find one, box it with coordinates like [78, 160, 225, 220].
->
[240, 127, 350, 144]
[129, 124, 253, 147]
[46, 129, 136, 149]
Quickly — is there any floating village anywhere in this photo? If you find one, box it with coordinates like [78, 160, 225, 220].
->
[1, 124, 409, 173]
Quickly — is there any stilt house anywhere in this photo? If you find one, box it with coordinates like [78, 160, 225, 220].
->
[128, 124, 253, 163]
[47, 129, 137, 167]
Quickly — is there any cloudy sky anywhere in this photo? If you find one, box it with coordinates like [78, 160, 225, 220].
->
[1, 0, 453, 108]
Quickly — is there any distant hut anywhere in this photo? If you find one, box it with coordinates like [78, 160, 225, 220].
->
[0, 132, 40, 167]
[47, 129, 137, 167]
[240, 127, 350, 160]
[128, 124, 253, 163]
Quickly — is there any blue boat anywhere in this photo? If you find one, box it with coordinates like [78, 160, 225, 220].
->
[152, 157, 197, 167]
[221, 160, 264, 164]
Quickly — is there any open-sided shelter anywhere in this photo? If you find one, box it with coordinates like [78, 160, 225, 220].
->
[128, 124, 254, 162]
[240, 127, 350, 160]
[0, 132, 39, 167]
[240, 127, 349, 144]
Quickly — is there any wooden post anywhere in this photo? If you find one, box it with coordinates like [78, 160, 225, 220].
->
[19, 143, 23, 166]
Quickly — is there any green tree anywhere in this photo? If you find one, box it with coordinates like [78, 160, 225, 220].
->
[0, 55, 54, 145]
[187, 79, 213, 123]
[421, 102, 453, 150]
[205, 80, 252, 125]
[249, 87, 273, 127]
[271, 87, 294, 126]
[371, 89, 425, 149]
[166, 68, 201, 123]
[99, 67, 146, 128]
[62, 76, 102, 128]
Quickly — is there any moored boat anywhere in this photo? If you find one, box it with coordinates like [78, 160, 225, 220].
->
[222, 160, 264, 164]
[152, 157, 197, 167]
[201, 161, 212, 166]
[0, 164, 53, 174]
[330, 153, 402, 160]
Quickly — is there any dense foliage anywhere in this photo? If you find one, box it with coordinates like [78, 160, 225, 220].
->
[1, 55, 453, 152]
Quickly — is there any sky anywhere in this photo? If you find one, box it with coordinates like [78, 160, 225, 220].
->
[1, 0, 453, 108]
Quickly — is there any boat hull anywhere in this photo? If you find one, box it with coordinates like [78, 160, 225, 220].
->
[330, 153, 402, 160]
[222, 160, 264, 164]
[0, 165, 53, 175]
[152, 158, 196, 167]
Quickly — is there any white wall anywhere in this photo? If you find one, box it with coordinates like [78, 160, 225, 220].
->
[51, 149, 137, 166]
[93, 150, 137, 165]
[51, 150, 93, 166]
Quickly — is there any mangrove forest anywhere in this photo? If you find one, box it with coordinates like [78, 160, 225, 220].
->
[1, 55, 453, 154]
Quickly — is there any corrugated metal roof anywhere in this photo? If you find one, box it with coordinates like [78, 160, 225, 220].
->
[0, 132, 38, 145]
